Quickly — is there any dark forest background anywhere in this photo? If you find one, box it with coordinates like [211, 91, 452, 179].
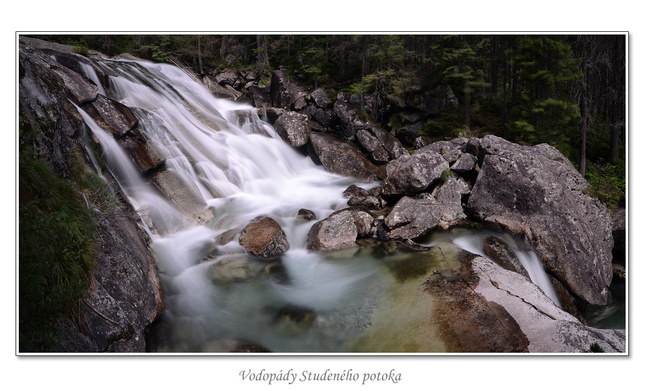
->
[39, 34, 626, 211]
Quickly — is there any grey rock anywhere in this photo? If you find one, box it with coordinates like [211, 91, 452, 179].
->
[467, 135, 614, 305]
[356, 125, 409, 163]
[451, 152, 477, 173]
[429, 177, 468, 229]
[82, 94, 138, 137]
[343, 184, 370, 198]
[117, 130, 166, 175]
[55, 206, 164, 352]
[308, 132, 384, 181]
[152, 169, 211, 230]
[381, 196, 442, 240]
[472, 257, 624, 353]
[382, 148, 449, 196]
[215, 71, 237, 86]
[482, 236, 530, 279]
[306, 210, 359, 251]
[331, 96, 370, 140]
[274, 111, 311, 147]
[356, 129, 390, 162]
[208, 255, 262, 284]
[311, 88, 332, 109]
[348, 195, 382, 210]
[421, 140, 463, 164]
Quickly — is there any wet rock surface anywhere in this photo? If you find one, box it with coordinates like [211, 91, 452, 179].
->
[239, 216, 290, 259]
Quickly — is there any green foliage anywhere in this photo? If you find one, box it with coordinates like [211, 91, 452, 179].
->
[421, 107, 467, 140]
[440, 169, 455, 182]
[72, 45, 89, 56]
[584, 158, 626, 209]
[19, 139, 98, 352]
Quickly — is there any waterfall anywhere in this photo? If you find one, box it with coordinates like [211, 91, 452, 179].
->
[77, 57, 565, 352]
[79, 58, 384, 352]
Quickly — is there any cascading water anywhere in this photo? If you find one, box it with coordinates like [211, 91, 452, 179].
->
[78, 57, 571, 352]
[423, 229, 562, 308]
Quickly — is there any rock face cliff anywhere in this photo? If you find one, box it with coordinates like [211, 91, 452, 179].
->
[19, 37, 164, 352]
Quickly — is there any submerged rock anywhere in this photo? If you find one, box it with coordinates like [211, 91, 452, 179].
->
[274, 305, 317, 335]
[208, 255, 263, 284]
[296, 208, 317, 221]
[467, 135, 614, 305]
[482, 236, 530, 279]
[239, 216, 290, 259]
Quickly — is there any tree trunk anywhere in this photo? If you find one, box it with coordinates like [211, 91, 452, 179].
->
[490, 36, 499, 100]
[464, 83, 471, 129]
[256, 35, 270, 78]
[220, 35, 228, 60]
[339, 36, 346, 78]
[197, 35, 204, 76]
[502, 53, 507, 132]
[579, 94, 588, 177]
[609, 102, 621, 163]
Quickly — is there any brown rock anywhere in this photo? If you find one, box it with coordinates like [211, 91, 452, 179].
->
[239, 216, 290, 259]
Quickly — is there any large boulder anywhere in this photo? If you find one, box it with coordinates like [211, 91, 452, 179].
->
[55, 207, 165, 352]
[466, 135, 614, 305]
[269, 69, 291, 109]
[310, 88, 332, 109]
[306, 208, 374, 251]
[239, 216, 290, 259]
[382, 148, 449, 196]
[356, 124, 409, 163]
[331, 92, 370, 140]
[428, 177, 468, 229]
[308, 132, 384, 181]
[380, 196, 442, 240]
[274, 111, 311, 147]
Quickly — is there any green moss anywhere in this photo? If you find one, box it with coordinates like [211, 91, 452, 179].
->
[440, 169, 454, 182]
[19, 151, 98, 352]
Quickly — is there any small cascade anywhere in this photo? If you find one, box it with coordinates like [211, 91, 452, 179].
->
[78, 62, 106, 96]
[424, 229, 561, 307]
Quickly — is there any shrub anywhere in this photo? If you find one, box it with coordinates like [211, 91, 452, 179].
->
[19, 152, 98, 351]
